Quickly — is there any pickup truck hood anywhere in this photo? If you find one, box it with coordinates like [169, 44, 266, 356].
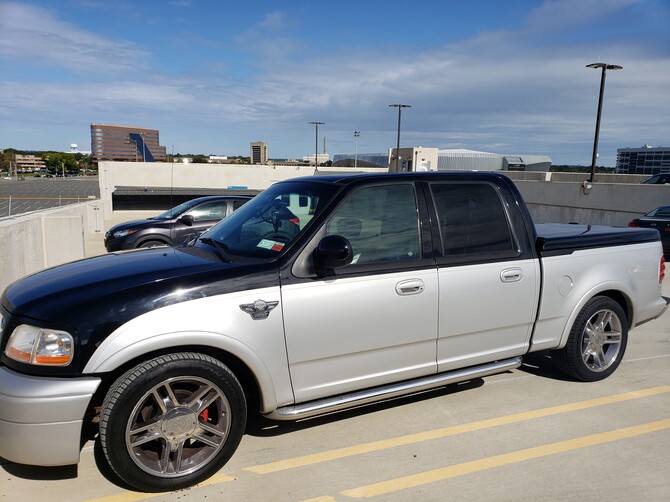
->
[2, 247, 279, 366]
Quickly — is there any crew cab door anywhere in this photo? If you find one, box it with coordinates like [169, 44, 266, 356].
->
[428, 182, 540, 371]
[281, 183, 438, 402]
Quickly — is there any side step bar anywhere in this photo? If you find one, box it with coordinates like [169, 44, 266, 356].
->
[264, 357, 522, 421]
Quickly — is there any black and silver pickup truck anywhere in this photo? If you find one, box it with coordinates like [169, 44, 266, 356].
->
[1, 172, 667, 492]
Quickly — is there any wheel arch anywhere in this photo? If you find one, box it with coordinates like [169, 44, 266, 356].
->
[85, 335, 277, 415]
[135, 234, 170, 248]
[557, 284, 633, 349]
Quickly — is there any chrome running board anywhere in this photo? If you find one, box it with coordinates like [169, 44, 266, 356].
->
[264, 357, 522, 421]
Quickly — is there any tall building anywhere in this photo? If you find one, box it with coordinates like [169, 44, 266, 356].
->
[90, 124, 167, 165]
[616, 145, 670, 175]
[250, 141, 268, 164]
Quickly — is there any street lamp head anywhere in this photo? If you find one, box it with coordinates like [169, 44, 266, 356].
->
[586, 63, 623, 71]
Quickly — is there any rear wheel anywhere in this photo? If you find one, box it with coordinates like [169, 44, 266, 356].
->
[138, 240, 166, 248]
[552, 297, 628, 381]
[99, 353, 247, 492]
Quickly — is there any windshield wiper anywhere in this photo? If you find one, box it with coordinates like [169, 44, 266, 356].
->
[199, 237, 232, 263]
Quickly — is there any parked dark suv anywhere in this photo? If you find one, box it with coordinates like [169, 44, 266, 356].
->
[104, 196, 252, 251]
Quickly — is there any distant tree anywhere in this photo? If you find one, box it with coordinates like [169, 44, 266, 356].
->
[0, 149, 18, 172]
[190, 154, 210, 164]
[43, 152, 78, 175]
[76, 154, 93, 173]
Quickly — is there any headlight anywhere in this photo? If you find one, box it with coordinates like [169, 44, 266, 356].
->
[113, 229, 138, 238]
[5, 325, 74, 366]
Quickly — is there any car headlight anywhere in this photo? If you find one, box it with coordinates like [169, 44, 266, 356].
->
[4, 325, 74, 366]
[113, 229, 138, 238]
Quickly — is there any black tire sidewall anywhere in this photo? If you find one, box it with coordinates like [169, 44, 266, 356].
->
[563, 297, 628, 382]
[100, 353, 247, 492]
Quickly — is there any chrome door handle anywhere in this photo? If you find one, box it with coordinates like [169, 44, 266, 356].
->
[396, 279, 425, 296]
[501, 268, 523, 283]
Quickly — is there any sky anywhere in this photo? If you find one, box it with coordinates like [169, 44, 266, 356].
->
[0, 0, 668, 166]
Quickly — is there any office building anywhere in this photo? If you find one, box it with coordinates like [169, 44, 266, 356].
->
[616, 145, 670, 175]
[14, 154, 46, 171]
[90, 124, 167, 165]
[250, 141, 268, 164]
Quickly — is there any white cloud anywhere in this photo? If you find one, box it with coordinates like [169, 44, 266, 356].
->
[0, 2, 150, 75]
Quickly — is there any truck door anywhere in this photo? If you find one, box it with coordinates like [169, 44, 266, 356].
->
[281, 183, 439, 403]
[429, 182, 540, 371]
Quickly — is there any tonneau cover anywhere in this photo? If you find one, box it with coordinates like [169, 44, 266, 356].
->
[535, 223, 660, 253]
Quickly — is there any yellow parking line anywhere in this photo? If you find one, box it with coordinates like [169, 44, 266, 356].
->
[245, 386, 670, 474]
[341, 418, 670, 498]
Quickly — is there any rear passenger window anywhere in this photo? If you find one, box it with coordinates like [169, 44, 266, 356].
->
[430, 183, 515, 257]
[326, 184, 420, 264]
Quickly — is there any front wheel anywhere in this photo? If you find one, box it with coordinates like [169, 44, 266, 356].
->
[99, 353, 247, 492]
[552, 297, 628, 382]
[138, 240, 166, 248]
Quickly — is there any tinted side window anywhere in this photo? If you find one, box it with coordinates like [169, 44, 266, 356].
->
[232, 199, 248, 210]
[431, 183, 515, 256]
[187, 201, 228, 221]
[326, 184, 420, 264]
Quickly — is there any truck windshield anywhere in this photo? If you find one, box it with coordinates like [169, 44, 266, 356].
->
[192, 180, 338, 260]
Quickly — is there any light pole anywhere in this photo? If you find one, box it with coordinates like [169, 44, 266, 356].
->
[587, 63, 622, 183]
[389, 104, 411, 171]
[308, 121, 324, 170]
[354, 131, 360, 168]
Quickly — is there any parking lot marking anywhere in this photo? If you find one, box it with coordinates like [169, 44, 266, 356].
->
[340, 418, 670, 498]
[245, 386, 670, 474]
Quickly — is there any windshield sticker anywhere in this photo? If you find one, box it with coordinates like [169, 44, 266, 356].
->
[257, 239, 285, 252]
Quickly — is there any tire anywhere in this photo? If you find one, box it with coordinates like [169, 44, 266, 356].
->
[138, 240, 166, 248]
[552, 297, 628, 382]
[99, 353, 247, 492]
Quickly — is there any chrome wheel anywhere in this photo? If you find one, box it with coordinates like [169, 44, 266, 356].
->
[580, 308, 623, 372]
[126, 376, 232, 477]
[100, 353, 247, 492]
[552, 296, 628, 382]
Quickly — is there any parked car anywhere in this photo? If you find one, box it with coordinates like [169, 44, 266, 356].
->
[1, 172, 667, 492]
[629, 205, 670, 256]
[641, 173, 670, 184]
[104, 195, 252, 251]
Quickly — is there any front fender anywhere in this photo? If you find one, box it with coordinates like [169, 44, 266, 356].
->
[82, 287, 293, 413]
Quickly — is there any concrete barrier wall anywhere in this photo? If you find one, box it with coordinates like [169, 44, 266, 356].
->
[0, 200, 102, 293]
[513, 180, 668, 226]
[98, 162, 319, 218]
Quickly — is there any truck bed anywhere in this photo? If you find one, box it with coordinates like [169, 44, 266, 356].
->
[535, 223, 660, 254]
